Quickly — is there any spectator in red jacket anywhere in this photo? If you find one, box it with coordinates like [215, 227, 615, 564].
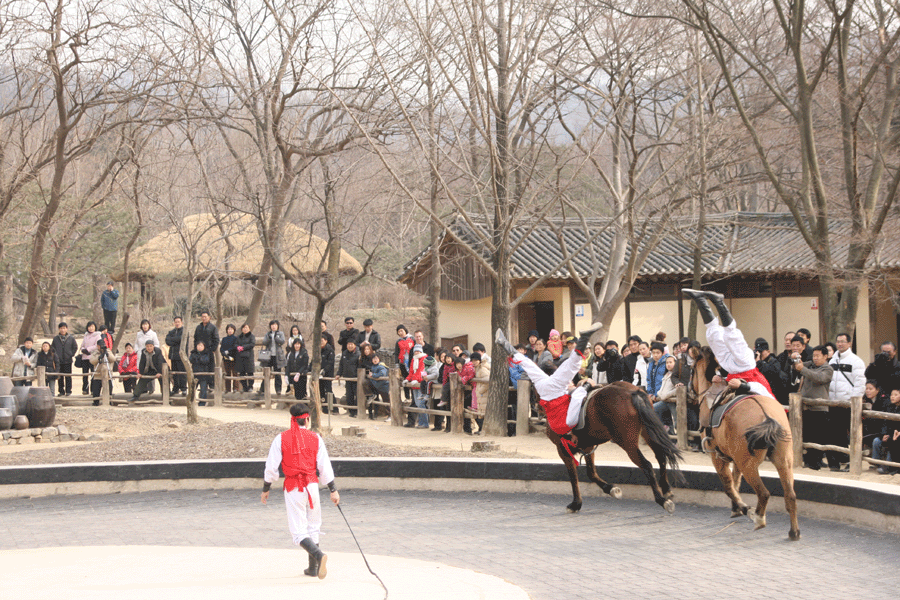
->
[118, 343, 139, 394]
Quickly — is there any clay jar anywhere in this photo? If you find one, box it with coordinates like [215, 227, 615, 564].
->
[0, 395, 17, 419]
[14, 415, 28, 429]
[0, 376, 13, 396]
[0, 407, 13, 431]
[9, 386, 29, 416]
[26, 387, 55, 429]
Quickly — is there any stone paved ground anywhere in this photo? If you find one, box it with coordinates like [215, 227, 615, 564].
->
[1, 489, 897, 599]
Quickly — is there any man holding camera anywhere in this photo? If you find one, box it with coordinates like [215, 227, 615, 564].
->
[755, 338, 789, 406]
[88, 338, 116, 404]
[794, 345, 834, 470]
[866, 342, 900, 392]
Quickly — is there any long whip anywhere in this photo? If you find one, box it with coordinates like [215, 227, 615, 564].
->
[336, 502, 388, 599]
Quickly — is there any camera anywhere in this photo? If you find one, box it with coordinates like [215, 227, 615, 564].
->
[792, 358, 801, 364]
[605, 348, 619, 361]
[874, 352, 889, 364]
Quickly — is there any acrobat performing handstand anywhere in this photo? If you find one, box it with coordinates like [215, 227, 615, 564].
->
[682, 289, 775, 401]
[495, 323, 602, 439]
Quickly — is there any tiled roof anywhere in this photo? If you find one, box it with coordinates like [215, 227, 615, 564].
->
[400, 211, 900, 281]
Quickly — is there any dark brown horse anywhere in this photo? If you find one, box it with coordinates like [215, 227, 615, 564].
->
[691, 347, 800, 540]
[546, 381, 683, 514]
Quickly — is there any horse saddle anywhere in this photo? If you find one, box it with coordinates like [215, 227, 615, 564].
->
[709, 393, 752, 429]
[575, 385, 605, 431]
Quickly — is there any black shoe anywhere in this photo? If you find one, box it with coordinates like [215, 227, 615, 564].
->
[92, 400, 100, 406]
[805, 461, 821, 471]
[303, 552, 318, 577]
[704, 290, 734, 327]
[682, 289, 716, 325]
[299, 538, 326, 580]
[576, 322, 603, 355]
[403, 422, 414, 428]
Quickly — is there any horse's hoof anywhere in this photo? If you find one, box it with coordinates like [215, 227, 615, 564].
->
[566, 502, 582, 513]
[751, 508, 766, 529]
[663, 499, 675, 514]
[789, 529, 801, 541]
[609, 487, 622, 499]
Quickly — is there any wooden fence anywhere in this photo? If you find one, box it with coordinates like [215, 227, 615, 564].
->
[18, 366, 538, 436]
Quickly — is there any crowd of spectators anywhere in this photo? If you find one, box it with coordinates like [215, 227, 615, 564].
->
[9, 285, 900, 474]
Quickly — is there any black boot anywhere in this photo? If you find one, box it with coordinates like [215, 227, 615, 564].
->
[494, 328, 516, 355]
[704, 291, 733, 327]
[303, 552, 318, 577]
[575, 322, 603, 356]
[299, 538, 327, 579]
[682, 289, 716, 325]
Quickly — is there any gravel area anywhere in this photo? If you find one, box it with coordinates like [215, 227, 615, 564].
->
[0, 408, 531, 465]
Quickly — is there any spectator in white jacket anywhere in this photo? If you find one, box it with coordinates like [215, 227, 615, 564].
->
[633, 342, 650, 389]
[825, 332, 867, 471]
[136, 319, 161, 351]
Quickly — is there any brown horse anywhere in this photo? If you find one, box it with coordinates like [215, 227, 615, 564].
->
[546, 381, 683, 514]
[691, 347, 800, 540]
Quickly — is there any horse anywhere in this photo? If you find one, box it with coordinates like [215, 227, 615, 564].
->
[545, 380, 683, 514]
[690, 346, 800, 540]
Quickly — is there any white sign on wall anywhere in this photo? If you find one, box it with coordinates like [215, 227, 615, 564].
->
[575, 304, 585, 317]
[811, 298, 818, 310]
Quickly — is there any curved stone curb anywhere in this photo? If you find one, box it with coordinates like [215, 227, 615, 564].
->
[2, 457, 898, 531]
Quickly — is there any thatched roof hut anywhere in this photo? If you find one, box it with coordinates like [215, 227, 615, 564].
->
[112, 213, 363, 282]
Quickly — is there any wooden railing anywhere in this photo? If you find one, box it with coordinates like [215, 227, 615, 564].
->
[18, 365, 538, 436]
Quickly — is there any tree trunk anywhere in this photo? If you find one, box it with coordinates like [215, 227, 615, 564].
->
[485, 268, 511, 437]
[308, 297, 327, 432]
[92, 275, 104, 325]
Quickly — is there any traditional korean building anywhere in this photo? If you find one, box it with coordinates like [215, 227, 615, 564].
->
[399, 212, 900, 360]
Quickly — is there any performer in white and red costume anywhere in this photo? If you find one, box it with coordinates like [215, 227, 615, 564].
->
[682, 289, 775, 400]
[496, 324, 602, 437]
[262, 403, 340, 579]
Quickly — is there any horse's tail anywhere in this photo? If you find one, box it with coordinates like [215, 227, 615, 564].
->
[631, 388, 683, 472]
[745, 399, 788, 457]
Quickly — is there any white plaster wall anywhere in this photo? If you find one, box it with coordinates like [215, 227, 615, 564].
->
[776, 296, 822, 346]
[440, 297, 493, 350]
[731, 297, 775, 349]
[630, 300, 680, 345]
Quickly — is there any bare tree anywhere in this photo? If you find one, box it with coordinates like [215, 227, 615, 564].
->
[157, 0, 391, 332]
[349, 0, 614, 435]
[548, 8, 698, 343]
[259, 156, 382, 430]
[11, 0, 161, 343]
[676, 0, 900, 340]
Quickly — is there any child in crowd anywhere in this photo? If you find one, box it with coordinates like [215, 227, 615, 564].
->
[547, 329, 563, 359]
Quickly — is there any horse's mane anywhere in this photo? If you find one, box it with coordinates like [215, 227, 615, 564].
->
[691, 346, 721, 399]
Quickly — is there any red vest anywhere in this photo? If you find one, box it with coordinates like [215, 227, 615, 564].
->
[726, 368, 774, 397]
[540, 394, 573, 436]
[280, 426, 319, 495]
